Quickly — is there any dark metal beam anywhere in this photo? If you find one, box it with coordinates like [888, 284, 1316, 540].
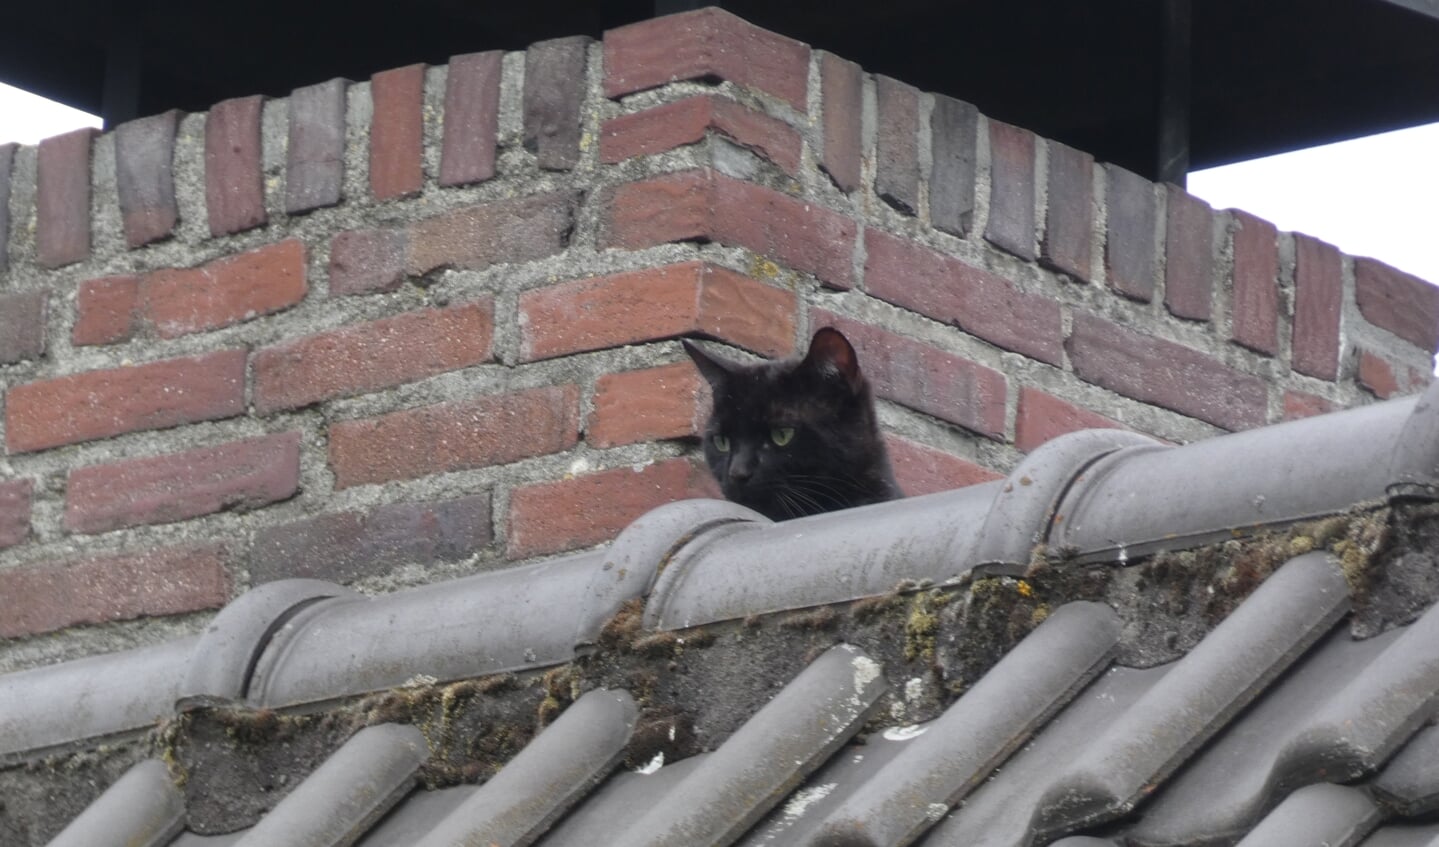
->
[1156, 0, 1191, 185]
[654, 0, 710, 15]
[101, 11, 142, 128]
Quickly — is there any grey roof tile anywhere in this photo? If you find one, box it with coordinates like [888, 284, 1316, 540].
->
[1362, 823, 1439, 847]
[1233, 783, 1381, 847]
[1373, 724, 1439, 816]
[43, 759, 183, 847]
[544, 754, 710, 845]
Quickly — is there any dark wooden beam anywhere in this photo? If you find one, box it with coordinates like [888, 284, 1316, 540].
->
[1156, 0, 1191, 185]
[101, 14, 142, 129]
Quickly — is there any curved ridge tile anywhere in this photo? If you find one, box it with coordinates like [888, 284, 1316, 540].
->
[1049, 840, 1120, 847]
[612, 644, 888, 847]
[1373, 724, 1439, 816]
[1388, 380, 1439, 499]
[805, 602, 1120, 847]
[644, 485, 1001, 630]
[233, 723, 427, 847]
[44, 759, 184, 847]
[1233, 783, 1381, 847]
[545, 754, 711, 846]
[412, 688, 638, 847]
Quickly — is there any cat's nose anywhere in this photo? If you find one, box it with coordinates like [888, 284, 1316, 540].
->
[728, 451, 755, 482]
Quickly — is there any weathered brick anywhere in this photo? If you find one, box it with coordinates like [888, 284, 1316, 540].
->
[0, 142, 14, 271]
[524, 36, 590, 171]
[286, 78, 348, 214]
[1015, 387, 1124, 453]
[254, 301, 494, 413]
[603, 8, 810, 111]
[1283, 389, 1336, 421]
[0, 478, 32, 549]
[65, 432, 301, 534]
[819, 52, 862, 194]
[114, 110, 180, 247]
[985, 120, 1036, 260]
[0, 291, 47, 364]
[73, 275, 140, 345]
[370, 64, 425, 201]
[599, 95, 802, 176]
[1040, 141, 1093, 280]
[140, 239, 307, 338]
[885, 436, 1001, 496]
[1354, 257, 1439, 352]
[604, 169, 858, 288]
[36, 127, 96, 267]
[1104, 163, 1158, 301]
[407, 191, 575, 276]
[1292, 234, 1343, 380]
[205, 96, 266, 236]
[5, 349, 247, 453]
[1165, 185, 1214, 321]
[930, 95, 979, 238]
[251, 494, 491, 584]
[329, 227, 408, 296]
[1358, 350, 1400, 400]
[1229, 210, 1279, 355]
[520, 262, 795, 362]
[815, 311, 1007, 439]
[329, 385, 579, 488]
[1066, 312, 1267, 431]
[589, 362, 705, 448]
[507, 457, 719, 559]
[864, 229, 1063, 364]
[440, 50, 503, 187]
[0, 544, 230, 638]
[874, 76, 920, 215]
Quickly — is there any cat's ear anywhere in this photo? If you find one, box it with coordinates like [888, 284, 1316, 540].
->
[682, 339, 735, 389]
[801, 327, 864, 393]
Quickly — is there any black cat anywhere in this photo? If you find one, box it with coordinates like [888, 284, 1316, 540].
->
[682, 327, 903, 521]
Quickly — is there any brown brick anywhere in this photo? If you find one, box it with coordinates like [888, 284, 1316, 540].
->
[440, 50, 503, 187]
[1066, 312, 1267, 431]
[251, 494, 491, 584]
[140, 239, 307, 338]
[1283, 389, 1336, 421]
[1040, 141, 1093, 281]
[985, 120, 1036, 260]
[73, 275, 140, 346]
[1358, 350, 1401, 400]
[524, 36, 591, 171]
[0, 544, 230, 638]
[328, 227, 408, 297]
[1355, 257, 1439, 352]
[329, 385, 579, 488]
[65, 432, 301, 534]
[0, 291, 47, 364]
[370, 64, 426, 201]
[930, 95, 979, 238]
[205, 96, 267, 236]
[819, 53, 862, 194]
[5, 349, 246, 453]
[1229, 210, 1279, 355]
[1104, 163, 1158, 302]
[36, 127, 96, 268]
[1165, 185, 1214, 321]
[0, 478, 32, 549]
[286, 78, 348, 214]
[1015, 387, 1124, 453]
[407, 191, 576, 276]
[507, 457, 719, 559]
[0, 142, 14, 271]
[874, 76, 920, 215]
[815, 311, 1007, 439]
[520, 262, 795, 362]
[602, 8, 810, 111]
[1292, 234, 1343, 380]
[599, 95, 802, 176]
[114, 110, 180, 248]
[254, 301, 494, 413]
[864, 229, 1062, 364]
[885, 435, 1001, 496]
[589, 362, 706, 448]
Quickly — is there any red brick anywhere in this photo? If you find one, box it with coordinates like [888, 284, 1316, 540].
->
[328, 385, 579, 488]
[65, 432, 301, 534]
[205, 96, 266, 236]
[814, 311, 1007, 439]
[0, 544, 230, 638]
[819, 53, 862, 193]
[1292, 234, 1343, 380]
[1066, 312, 1267, 431]
[884, 435, 1001, 496]
[1358, 350, 1401, 400]
[1283, 389, 1336, 421]
[600, 95, 802, 176]
[73, 275, 140, 346]
[407, 191, 576, 276]
[0, 478, 32, 549]
[1040, 141, 1094, 281]
[440, 50, 503, 187]
[1015, 387, 1125, 453]
[603, 8, 810, 111]
[286, 79, 347, 214]
[524, 36, 591, 171]
[589, 362, 706, 448]
[519, 262, 796, 362]
[1104, 163, 1158, 302]
[507, 457, 720, 558]
[5, 349, 246, 453]
[0, 142, 14, 271]
[36, 127, 95, 268]
[114, 110, 180, 247]
[1164, 186, 1214, 321]
[874, 76, 920, 215]
[1229, 210, 1279, 355]
[0, 291, 47, 364]
[864, 229, 1063, 364]
[604, 169, 858, 289]
[1354, 257, 1439, 352]
[254, 301, 494, 413]
[140, 239, 307, 338]
[371, 64, 426, 201]
[985, 120, 1036, 260]
[329, 227, 408, 296]
[929, 95, 979, 238]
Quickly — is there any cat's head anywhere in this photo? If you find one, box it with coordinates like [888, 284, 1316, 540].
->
[682, 327, 892, 520]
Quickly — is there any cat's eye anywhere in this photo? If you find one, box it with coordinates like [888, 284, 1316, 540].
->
[712, 434, 731, 452]
[770, 426, 795, 447]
